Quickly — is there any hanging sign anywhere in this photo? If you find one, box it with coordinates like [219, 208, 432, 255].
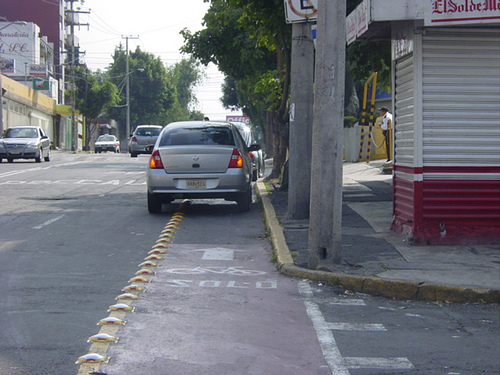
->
[284, 0, 318, 23]
[426, 0, 500, 25]
[33, 79, 50, 91]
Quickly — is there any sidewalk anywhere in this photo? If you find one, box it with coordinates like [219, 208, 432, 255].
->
[256, 160, 500, 304]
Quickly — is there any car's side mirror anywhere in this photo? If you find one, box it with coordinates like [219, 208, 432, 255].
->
[248, 144, 261, 152]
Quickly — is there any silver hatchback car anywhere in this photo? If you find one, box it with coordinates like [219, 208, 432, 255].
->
[0, 126, 51, 163]
[128, 125, 163, 157]
[147, 121, 260, 213]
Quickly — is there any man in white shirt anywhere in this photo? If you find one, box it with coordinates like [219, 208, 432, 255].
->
[378, 106, 392, 161]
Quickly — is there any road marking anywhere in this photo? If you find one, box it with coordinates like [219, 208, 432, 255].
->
[33, 215, 65, 229]
[201, 248, 235, 260]
[325, 323, 386, 331]
[165, 279, 278, 289]
[165, 266, 266, 276]
[343, 357, 414, 369]
[299, 281, 350, 375]
[299, 281, 413, 374]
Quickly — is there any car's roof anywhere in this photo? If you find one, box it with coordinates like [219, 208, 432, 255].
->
[135, 125, 162, 128]
[9, 126, 40, 128]
[166, 121, 233, 130]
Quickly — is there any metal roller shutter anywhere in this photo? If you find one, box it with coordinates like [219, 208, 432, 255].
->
[422, 28, 500, 171]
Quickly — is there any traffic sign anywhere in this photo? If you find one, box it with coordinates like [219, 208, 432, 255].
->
[284, 0, 318, 23]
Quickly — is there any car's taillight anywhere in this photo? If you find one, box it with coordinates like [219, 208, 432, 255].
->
[131, 136, 138, 142]
[249, 152, 255, 159]
[149, 150, 164, 169]
[228, 148, 244, 168]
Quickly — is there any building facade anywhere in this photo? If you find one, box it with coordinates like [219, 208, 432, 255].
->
[348, 0, 500, 244]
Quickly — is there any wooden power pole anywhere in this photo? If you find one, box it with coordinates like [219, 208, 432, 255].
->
[308, 0, 346, 268]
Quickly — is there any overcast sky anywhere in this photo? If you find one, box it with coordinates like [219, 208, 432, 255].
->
[77, 0, 235, 120]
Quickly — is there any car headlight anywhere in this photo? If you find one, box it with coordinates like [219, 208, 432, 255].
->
[26, 142, 38, 148]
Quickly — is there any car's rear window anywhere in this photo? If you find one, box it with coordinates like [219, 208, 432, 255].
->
[136, 127, 162, 136]
[159, 126, 235, 146]
[98, 135, 115, 141]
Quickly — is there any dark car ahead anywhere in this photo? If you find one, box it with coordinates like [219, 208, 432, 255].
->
[128, 125, 162, 157]
[147, 121, 260, 213]
[0, 126, 51, 163]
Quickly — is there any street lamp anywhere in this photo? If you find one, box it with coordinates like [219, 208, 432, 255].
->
[0, 18, 28, 135]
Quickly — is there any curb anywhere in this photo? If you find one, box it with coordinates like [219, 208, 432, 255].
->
[256, 181, 500, 304]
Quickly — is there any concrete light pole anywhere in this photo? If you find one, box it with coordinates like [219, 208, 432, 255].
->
[308, 0, 346, 268]
[288, 22, 315, 220]
[122, 35, 138, 141]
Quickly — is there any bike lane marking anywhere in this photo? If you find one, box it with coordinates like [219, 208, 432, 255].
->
[76, 201, 193, 374]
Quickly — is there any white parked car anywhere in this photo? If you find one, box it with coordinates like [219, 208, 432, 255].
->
[95, 135, 120, 153]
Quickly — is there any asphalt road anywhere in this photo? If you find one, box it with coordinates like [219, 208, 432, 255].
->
[0, 152, 498, 375]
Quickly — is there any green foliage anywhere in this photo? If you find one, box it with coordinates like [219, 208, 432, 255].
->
[347, 40, 392, 91]
[344, 116, 358, 128]
[107, 47, 204, 132]
[72, 66, 120, 122]
[253, 71, 283, 112]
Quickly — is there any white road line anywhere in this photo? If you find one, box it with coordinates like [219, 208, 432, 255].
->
[33, 215, 65, 230]
[298, 281, 350, 375]
[299, 281, 414, 374]
[325, 323, 387, 331]
[322, 298, 366, 306]
[343, 357, 414, 369]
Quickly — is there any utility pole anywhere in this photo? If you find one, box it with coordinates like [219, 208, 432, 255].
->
[65, 0, 89, 151]
[308, 0, 346, 268]
[288, 22, 315, 220]
[122, 35, 138, 141]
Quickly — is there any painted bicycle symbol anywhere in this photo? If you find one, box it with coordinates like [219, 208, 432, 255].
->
[166, 266, 266, 276]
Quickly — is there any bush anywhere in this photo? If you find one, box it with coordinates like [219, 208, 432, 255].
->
[344, 116, 358, 128]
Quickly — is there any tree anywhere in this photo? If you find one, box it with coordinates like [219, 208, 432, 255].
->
[107, 46, 177, 133]
[166, 56, 206, 121]
[72, 66, 120, 150]
[181, 0, 291, 178]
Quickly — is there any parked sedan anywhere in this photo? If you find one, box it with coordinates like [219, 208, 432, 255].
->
[232, 122, 264, 180]
[0, 126, 51, 163]
[128, 125, 163, 157]
[147, 121, 260, 213]
[95, 134, 120, 153]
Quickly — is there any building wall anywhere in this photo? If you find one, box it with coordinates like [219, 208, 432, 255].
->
[1, 74, 56, 140]
[392, 24, 500, 244]
[0, 0, 64, 101]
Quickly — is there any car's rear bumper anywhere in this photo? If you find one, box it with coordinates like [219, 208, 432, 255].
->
[129, 143, 154, 154]
[147, 169, 250, 199]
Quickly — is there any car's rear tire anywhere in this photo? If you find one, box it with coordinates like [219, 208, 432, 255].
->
[44, 149, 50, 162]
[7, 158, 13, 163]
[236, 185, 252, 212]
[130, 152, 138, 158]
[148, 192, 162, 214]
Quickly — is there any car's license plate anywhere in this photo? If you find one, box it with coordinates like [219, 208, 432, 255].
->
[9, 149, 20, 154]
[186, 179, 206, 189]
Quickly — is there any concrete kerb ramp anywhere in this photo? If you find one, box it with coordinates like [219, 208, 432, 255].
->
[256, 181, 500, 304]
